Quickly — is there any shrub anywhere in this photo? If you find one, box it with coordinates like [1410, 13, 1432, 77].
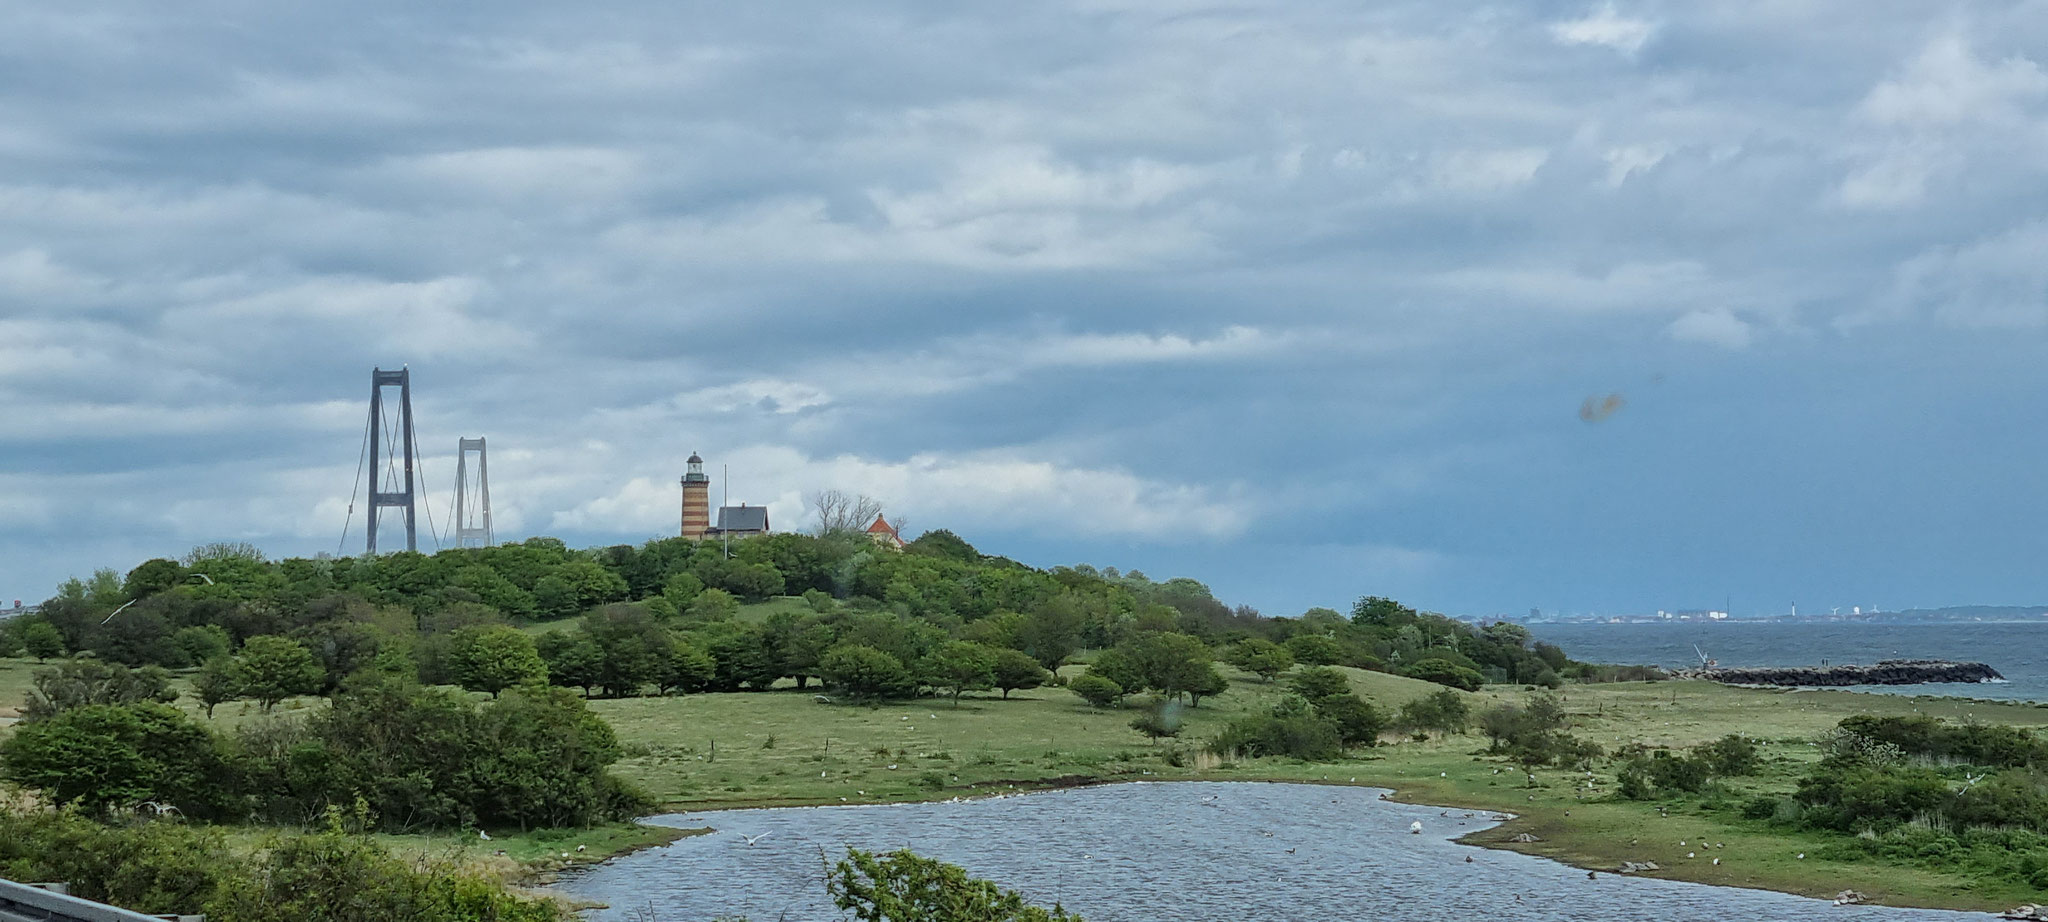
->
[0, 702, 230, 817]
[1210, 697, 1344, 761]
[828, 848, 1081, 922]
[20, 660, 178, 723]
[1396, 689, 1470, 735]
[819, 645, 916, 700]
[990, 649, 1052, 699]
[1699, 734, 1763, 776]
[1400, 658, 1485, 692]
[1068, 674, 1123, 708]
[1311, 694, 1384, 747]
[1286, 666, 1349, 700]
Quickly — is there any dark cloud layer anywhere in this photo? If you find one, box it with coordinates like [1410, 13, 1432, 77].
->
[5, 1, 2048, 616]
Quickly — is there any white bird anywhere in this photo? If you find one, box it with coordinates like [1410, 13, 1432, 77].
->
[1440, 772, 1447, 777]
[478, 830, 491, 841]
[1712, 858, 1720, 866]
[1410, 821, 1423, 834]
[1687, 852, 1696, 859]
[1797, 853, 1806, 860]
[740, 832, 771, 846]
[576, 845, 586, 852]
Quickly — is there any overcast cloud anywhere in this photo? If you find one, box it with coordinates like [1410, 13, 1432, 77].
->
[5, 1, 2048, 617]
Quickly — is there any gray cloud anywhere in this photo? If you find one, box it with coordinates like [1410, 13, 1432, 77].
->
[4, 1, 2048, 615]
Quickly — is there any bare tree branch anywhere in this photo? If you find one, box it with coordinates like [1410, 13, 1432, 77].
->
[808, 489, 884, 537]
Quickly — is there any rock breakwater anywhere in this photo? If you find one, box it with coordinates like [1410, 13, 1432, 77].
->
[1674, 659, 2003, 687]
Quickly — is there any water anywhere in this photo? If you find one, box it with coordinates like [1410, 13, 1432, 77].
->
[558, 782, 1982, 921]
[1534, 621, 2048, 702]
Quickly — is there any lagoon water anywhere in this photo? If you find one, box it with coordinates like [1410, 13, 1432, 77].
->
[559, 782, 1982, 922]
[1534, 621, 2048, 702]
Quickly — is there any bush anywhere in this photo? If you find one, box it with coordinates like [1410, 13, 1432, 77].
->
[20, 660, 178, 722]
[1068, 673, 1123, 708]
[1212, 713, 1343, 761]
[819, 645, 916, 700]
[1400, 658, 1484, 692]
[1699, 734, 1763, 776]
[828, 848, 1081, 922]
[990, 648, 1052, 699]
[0, 702, 230, 817]
[1286, 666, 1349, 700]
[1311, 694, 1384, 747]
[1396, 689, 1470, 735]
[1284, 634, 1342, 666]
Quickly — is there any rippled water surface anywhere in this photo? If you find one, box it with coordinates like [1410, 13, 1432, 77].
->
[560, 782, 1985, 922]
[1533, 621, 2048, 701]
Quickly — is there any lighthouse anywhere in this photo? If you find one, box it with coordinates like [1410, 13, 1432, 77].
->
[680, 452, 711, 540]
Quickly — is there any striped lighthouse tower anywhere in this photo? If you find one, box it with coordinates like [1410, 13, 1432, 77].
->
[680, 452, 711, 540]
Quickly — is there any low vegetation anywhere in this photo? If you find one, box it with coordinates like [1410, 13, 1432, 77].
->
[5, 528, 2048, 914]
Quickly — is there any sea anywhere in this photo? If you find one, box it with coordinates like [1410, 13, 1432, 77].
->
[1531, 620, 2048, 703]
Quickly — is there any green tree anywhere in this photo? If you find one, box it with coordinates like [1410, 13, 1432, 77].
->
[1396, 689, 1471, 736]
[989, 648, 1051, 699]
[21, 660, 178, 722]
[1067, 673, 1123, 708]
[531, 575, 580, 619]
[1286, 666, 1350, 700]
[1122, 632, 1214, 701]
[122, 557, 187, 598]
[232, 635, 324, 712]
[447, 625, 548, 697]
[1284, 633, 1342, 666]
[1184, 663, 1229, 708]
[1312, 694, 1385, 747]
[828, 848, 1083, 922]
[687, 587, 741, 621]
[190, 657, 239, 718]
[536, 631, 604, 696]
[819, 644, 915, 700]
[172, 624, 233, 666]
[1351, 595, 1416, 627]
[470, 687, 637, 829]
[0, 702, 226, 816]
[663, 571, 706, 608]
[1400, 657, 1485, 692]
[653, 637, 717, 695]
[802, 587, 836, 613]
[1231, 639, 1295, 682]
[926, 641, 997, 705]
[20, 619, 66, 661]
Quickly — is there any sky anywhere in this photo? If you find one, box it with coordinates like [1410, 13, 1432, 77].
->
[4, 1, 2048, 618]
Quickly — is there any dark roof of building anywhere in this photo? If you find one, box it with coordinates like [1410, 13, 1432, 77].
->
[713, 505, 769, 532]
[688, 452, 703, 464]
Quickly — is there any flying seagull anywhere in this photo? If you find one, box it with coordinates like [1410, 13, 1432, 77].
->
[740, 832, 771, 846]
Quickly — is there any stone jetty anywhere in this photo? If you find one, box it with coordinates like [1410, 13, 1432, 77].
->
[1673, 659, 2002, 687]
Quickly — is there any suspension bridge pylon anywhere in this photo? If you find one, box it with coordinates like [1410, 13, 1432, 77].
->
[366, 367, 418, 554]
[454, 436, 493, 548]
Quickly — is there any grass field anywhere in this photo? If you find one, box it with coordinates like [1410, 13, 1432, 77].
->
[10, 648, 2048, 909]
[593, 671, 2048, 911]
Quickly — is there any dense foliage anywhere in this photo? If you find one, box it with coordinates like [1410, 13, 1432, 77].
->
[3, 535, 1590, 711]
[0, 664, 644, 833]
[829, 847, 1083, 922]
[0, 808, 567, 922]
